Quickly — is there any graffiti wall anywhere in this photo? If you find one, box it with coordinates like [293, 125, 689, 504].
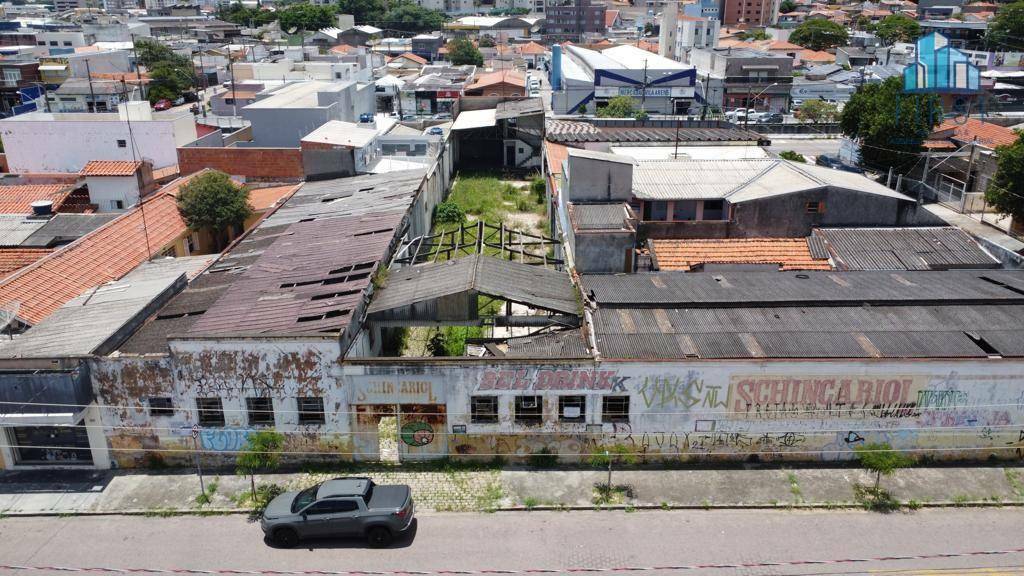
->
[91, 339, 358, 468]
[352, 361, 1024, 463]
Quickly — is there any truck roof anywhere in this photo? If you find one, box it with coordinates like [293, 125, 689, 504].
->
[317, 478, 372, 499]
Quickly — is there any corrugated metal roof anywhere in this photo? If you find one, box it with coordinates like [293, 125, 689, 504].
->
[570, 203, 633, 231]
[590, 304, 1024, 359]
[451, 109, 497, 131]
[546, 120, 762, 144]
[582, 270, 1024, 307]
[813, 227, 1000, 271]
[368, 254, 578, 316]
[20, 214, 119, 248]
[505, 330, 589, 358]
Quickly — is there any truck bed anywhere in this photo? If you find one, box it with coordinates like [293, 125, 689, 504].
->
[367, 485, 410, 510]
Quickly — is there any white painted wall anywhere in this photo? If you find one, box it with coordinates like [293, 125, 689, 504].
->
[0, 113, 197, 173]
[85, 175, 141, 212]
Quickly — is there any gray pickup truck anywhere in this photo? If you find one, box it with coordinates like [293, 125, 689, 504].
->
[261, 477, 415, 548]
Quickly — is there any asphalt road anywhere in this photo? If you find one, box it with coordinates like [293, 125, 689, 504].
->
[1, 509, 1023, 575]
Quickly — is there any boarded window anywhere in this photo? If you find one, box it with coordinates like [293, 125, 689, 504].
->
[559, 395, 586, 422]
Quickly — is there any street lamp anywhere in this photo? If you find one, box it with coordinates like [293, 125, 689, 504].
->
[745, 82, 778, 128]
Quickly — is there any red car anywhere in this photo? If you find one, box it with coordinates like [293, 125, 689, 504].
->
[152, 99, 173, 111]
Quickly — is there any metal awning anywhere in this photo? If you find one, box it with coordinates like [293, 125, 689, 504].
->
[38, 64, 67, 71]
[451, 108, 497, 131]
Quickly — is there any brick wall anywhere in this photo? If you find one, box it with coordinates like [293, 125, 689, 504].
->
[177, 147, 304, 181]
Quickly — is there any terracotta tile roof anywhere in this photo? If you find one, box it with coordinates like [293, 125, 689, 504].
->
[152, 165, 180, 181]
[799, 49, 836, 62]
[637, 40, 658, 53]
[923, 139, 957, 150]
[769, 40, 804, 50]
[652, 238, 833, 271]
[605, 9, 619, 27]
[933, 118, 1020, 149]
[467, 69, 526, 90]
[390, 52, 427, 65]
[518, 41, 547, 55]
[247, 184, 300, 212]
[329, 44, 357, 54]
[0, 185, 74, 215]
[0, 188, 189, 326]
[91, 72, 150, 84]
[80, 160, 143, 177]
[545, 142, 570, 177]
[0, 248, 53, 277]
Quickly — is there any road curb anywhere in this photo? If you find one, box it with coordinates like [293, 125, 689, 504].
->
[0, 508, 249, 518]
[495, 500, 1024, 512]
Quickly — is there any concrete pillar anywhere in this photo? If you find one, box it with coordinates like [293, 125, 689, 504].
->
[85, 404, 111, 470]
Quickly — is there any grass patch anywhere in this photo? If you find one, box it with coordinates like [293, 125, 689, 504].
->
[523, 497, 540, 509]
[952, 494, 971, 507]
[786, 471, 803, 503]
[853, 484, 901, 513]
[1006, 468, 1024, 500]
[476, 481, 504, 513]
[593, 483, 634, 506]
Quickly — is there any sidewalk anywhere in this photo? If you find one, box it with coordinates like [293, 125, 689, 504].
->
[1, 465, 1022, 516]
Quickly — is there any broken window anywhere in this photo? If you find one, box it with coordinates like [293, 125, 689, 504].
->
[246, 397, 275, 426]
[148, 397, 174, 417]
[559, 395, 585, 422]
[297, 397, 326, 425]
[471, 396, 498, 423]
[602, 396, 630, 423]
[515, 395, 543, 424]
[196, 398, 225, 427]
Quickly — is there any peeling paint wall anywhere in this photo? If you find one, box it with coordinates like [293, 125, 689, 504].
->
[91, 352, 1024, 467]
[91, 339, 355, 469]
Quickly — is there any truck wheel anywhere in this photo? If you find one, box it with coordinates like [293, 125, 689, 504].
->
[274, 527, 299, 548]
[366, 526, 393, 548]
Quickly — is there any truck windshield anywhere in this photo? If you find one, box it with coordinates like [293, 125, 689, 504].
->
[291, 485, 319, 513]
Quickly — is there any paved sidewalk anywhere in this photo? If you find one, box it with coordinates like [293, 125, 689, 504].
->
[0, 466, 1021, 515]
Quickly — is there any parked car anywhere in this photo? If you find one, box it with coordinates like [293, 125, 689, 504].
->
[359, 112, 375, 123]
[261, 477, 415, 548]
[152, 99, 172, 111]
[401, 114, 417, 121]
[815, 154, 864, 174]
[757, 112, 784, 124]
[426, 126, 444, 136]
[432, 112, 452, 120]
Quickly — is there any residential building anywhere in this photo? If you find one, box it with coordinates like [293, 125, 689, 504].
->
[543, 0, 606, 43]
[464, 70, 526, 97]
[688, 47, 793, 113]
[0, 61, 40, 115]
[398, 65, 476, 116]
[0, 102, 198, 173]
[446, 16, 542, 42]
[299, 120, 387, 178]
[660, 1, 721, 62]
[49, 78, 142, 112]
[411, 34, 443, 62]
[721, 0, 782, 26]
[683, 0, 721, 21]
[80, 159, 157, 212]
[241, 80, 376, 147]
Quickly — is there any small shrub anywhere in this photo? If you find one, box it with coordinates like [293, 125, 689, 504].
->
[905, 499, 922, 510]
[247, 483, 285, 515]
[195, 492, 211, 506]
[855, 442, 914, 491]
[527, 447, 558, 469]
[530, 177, 546, 204]
[853, 484, 900, 513]
[779, 150, 806, 163]
[634, 110, 649, 121]
[516, 196, 536, 212]
[593, 483, 633, 505]
[435, 201, 465, 225]
[523, 497, 540, 509]
[588, 444, 638, 468]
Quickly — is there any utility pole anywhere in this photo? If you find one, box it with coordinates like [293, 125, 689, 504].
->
[85, 59, 97, 113]
[229, 53, 237, 117]
[131, 33, 146, 101]
[964, 136, 978, 198]
[639, 59, 648, 114]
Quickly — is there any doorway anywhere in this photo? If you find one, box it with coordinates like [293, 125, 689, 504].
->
[377, 406, 399, 464]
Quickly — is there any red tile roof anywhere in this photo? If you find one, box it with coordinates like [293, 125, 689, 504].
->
[933, 118, 1020, 149]
[799, 49, 836, 62]
[247, 184, 300, 212]
[0, 248, 53, 277]
[652, 238, 833, 271]
[517, 41, 547, 55]
[769, 40, 804, 50]
[390, 52, 428, 65]
[605, 9, 620, 27]
[80, 160, 143, 177]
[0, 184, 74, 215]
[467, 69, 526, 90]
[0, 177, 194, 325]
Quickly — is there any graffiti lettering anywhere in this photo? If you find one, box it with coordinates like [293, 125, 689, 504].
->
[917, 389, 968, 409]
[738, 401, 921, 420]
[200, 428, 251, 452]
[732, 377, 917, 412]
[638, 372, 726, 410]
[477, 369, 628, 392]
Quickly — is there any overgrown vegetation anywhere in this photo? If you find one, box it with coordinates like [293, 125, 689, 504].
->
[592, 483, 633, 506]
[527, 447, 559, 469]
[840, 77, 942, 170]
[236, 429, 286, 507]
[853, 442, 914, 512]
[779, 150, 806, 163]
[587, 444, 638, 468]
[984, 133, 1024, 222]
[597, 95, 637, 118]
[177, 170, 253, 251]
[135, 38, 195, 103]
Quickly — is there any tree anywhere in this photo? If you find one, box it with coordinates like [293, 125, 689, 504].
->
[336, 0, 386, 24]
[779, 0, 796, 13]
[176, 171, 254, 250]
[383, 1, 446, 34]
[478, 34, 496, 47]
[789, 19, 849, 51]
[984, 133, 1024, 220]
[597, 95, 636, 118]
[875, 15, 921, 45]
[218, 2, 278, 26]
[779, 150, 806, 162]
[236, 429, 285, 506]
[840, 76, 942, 169]
[796, 99, 839, 123]
[447, 38, 483, 66]
[135, 38, 189, 68]
[854, 442, 914, 491]
[737, 28, 771, 40]
[987, 0, 1024, 51]
[135, 39, 195, 103]
[278, 3, 336, 32]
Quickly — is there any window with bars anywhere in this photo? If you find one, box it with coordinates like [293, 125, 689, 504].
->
[246, 397, 275, 426]
[471, 396, 499, 423]
[148, 397, 174, 417]
[196, 398, 225, 427]
[515, 396, 543, 423]
[297, 397, 325, 425]
[602, 396, 630, 423]
[559, 395, 586, 422]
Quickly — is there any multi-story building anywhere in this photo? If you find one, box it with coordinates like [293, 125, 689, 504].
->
[660, 0, 721, 62]
[683, 0, 721, 21]
[688, 47, 793, 113]
[543, 0, 607, 43]
[0, 61, 41, 116]
[721, 0, 782, 26]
